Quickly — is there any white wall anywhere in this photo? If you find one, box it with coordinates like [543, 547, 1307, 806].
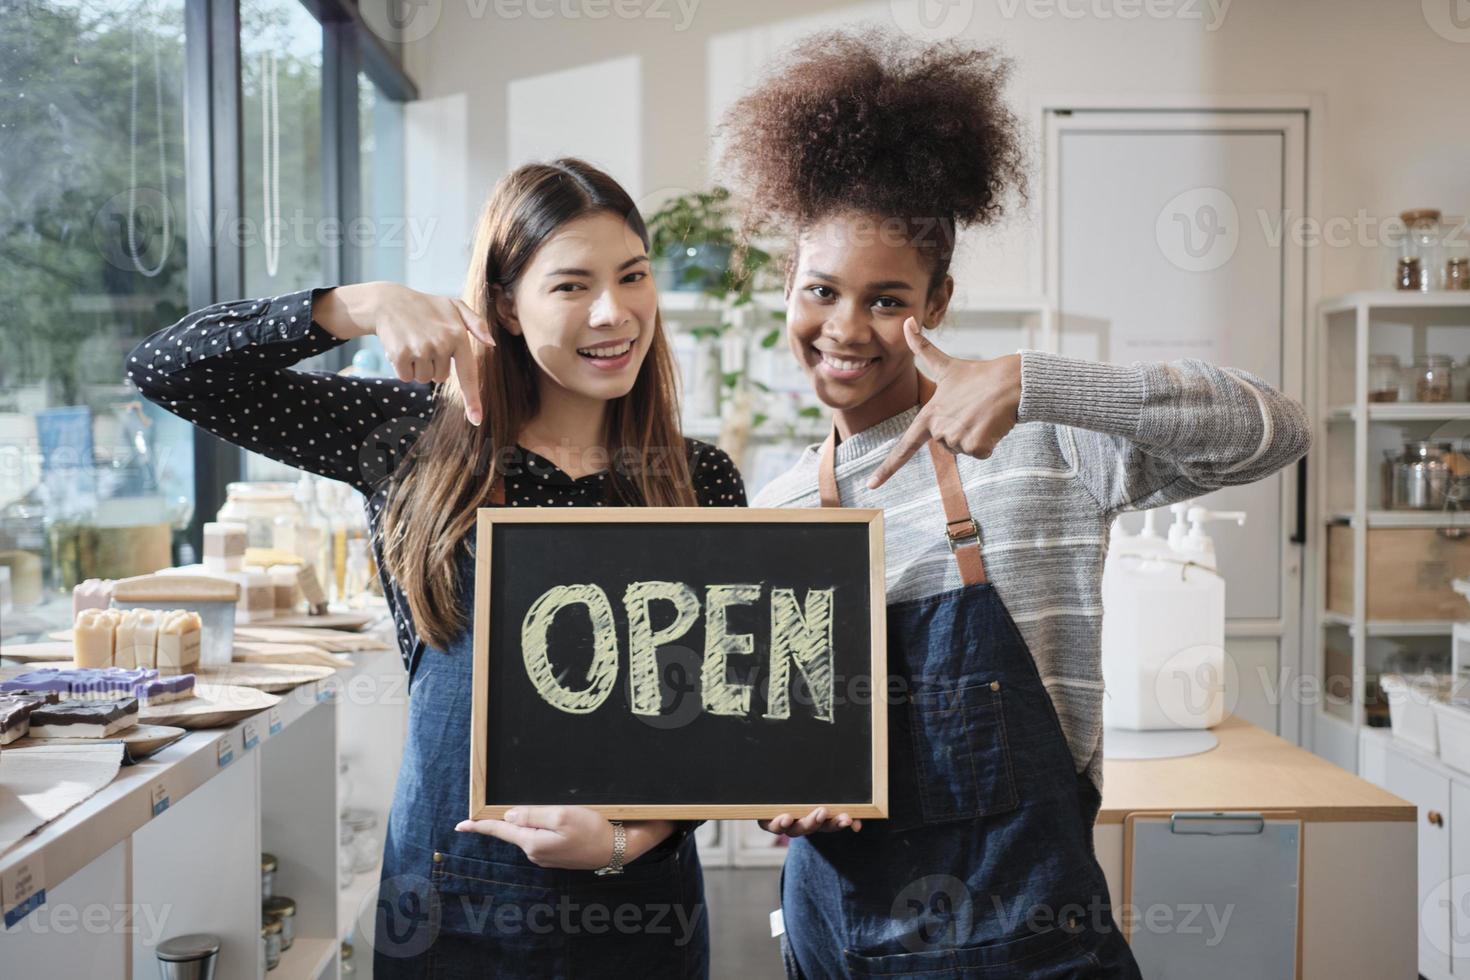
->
[396, 0, 1470, 302]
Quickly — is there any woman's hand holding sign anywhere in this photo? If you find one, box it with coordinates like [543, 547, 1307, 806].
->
[455, 807, 675, 871]
[867, 318, 1023, 489]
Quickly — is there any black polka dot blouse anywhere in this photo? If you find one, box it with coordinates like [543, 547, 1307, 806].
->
[126, 286, 749, 676]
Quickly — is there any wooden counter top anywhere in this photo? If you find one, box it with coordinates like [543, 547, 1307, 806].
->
[1098, 715, 1414, 823]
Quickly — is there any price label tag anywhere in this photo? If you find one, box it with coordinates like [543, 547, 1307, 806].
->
[268, 707, 282, 736]
[217, 737, 234, 768]
[242, 721, 260, 751]
[150, 779, 170, 817]
[2, 855, 45, 929]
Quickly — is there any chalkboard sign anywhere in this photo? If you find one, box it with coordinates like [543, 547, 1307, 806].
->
[469, 507, 887, 820]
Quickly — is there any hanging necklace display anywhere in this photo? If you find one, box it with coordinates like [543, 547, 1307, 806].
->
[261, 50, 282, 279]
[128, 8, 170, 278]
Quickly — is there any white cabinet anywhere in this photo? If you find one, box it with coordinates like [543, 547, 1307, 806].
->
[1382, 746, 1452, 978]
[1361, 728, 1470, 980]
[1453, 782, 1470, 974]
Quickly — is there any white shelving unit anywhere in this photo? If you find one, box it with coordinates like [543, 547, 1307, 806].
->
[0, 646, 407, 980]
[1309, 291, 1470, 772]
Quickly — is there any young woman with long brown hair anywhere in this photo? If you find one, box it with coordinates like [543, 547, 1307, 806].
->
[129, 158, 742, 977]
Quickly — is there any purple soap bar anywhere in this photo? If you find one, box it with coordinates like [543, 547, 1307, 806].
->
[0, 671, 71, 696]
[134, 673, 195, 705]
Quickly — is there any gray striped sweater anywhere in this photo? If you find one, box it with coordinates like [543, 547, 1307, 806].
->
[751, 349, 1312, 791]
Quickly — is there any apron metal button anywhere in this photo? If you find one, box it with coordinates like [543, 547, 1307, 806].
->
[432, 851, 443, 863]
[990, 680, 1001, 691]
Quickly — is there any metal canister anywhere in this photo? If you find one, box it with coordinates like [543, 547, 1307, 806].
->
[1384, 440, 1453, 509]
[155, 933, 221, 980]
[263, 895, 297, 951]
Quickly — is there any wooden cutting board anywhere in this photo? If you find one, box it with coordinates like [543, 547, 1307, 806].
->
[0, 642, 74, 663]
[140, 683, 280, 729]
[248, 610, 379, 631]
[6, 724, 187, 759]
[196, 663, 337, 693]
[234, 626, 389, 653]
[231, 641, 353, 669]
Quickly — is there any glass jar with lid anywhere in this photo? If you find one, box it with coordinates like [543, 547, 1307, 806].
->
[343, 807, 382, 874]
[217, 482, 303, 548]
[1368, 354, 1402, 402]
[261, 852, 278, 901]
[1411, 354, 1455, 402]
[262, 895, 297, 951]
[1397, 209, 1443, 291]
[262, 914, 283, 971]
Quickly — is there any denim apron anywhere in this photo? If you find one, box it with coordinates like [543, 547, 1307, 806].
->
[778, 376, 1142, 979]
[373, 534, 710, 978]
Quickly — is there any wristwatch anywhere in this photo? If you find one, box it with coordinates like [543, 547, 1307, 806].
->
[595, 820, 626, 876]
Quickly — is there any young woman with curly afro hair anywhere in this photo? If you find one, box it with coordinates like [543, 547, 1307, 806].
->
[719, 27, 1310, 979]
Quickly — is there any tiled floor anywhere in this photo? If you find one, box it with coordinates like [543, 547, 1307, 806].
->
[704, 867, 786, 978]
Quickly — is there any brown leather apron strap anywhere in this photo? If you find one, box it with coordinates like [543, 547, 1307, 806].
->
[488, 474, 505, 506]
[816, 372, 986, 586]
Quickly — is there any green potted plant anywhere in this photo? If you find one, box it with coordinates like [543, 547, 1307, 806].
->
[647, 187, 740, 293]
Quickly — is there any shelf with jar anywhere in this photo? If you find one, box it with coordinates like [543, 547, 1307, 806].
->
[1308, 290, 1470, 773]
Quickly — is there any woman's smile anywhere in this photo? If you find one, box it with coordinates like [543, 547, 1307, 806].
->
[815, 346, 880, 381]
[577, 336, 638, 372]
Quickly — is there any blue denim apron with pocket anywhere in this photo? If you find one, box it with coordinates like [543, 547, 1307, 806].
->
[372, 543, 710, 979]
[778, 378, 1142, 979]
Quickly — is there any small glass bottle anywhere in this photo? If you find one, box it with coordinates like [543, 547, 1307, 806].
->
[1412, 353, 1455, 402]
[1368, 354, 1402, 402]
[343, 538, 371, 606]
[1397, 209, 1443, 291]
[1447, 257, 1470, 291]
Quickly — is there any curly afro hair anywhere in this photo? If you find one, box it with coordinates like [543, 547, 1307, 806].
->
[717, 28, 1028, 290]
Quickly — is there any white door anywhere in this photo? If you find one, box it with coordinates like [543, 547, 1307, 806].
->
[1047, 109, 1307, 741]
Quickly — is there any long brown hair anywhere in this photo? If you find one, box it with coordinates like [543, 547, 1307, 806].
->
[380, 158, 697, 649]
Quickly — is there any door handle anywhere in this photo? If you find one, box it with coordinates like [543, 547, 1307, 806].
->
[1290, 456, 1307, 545]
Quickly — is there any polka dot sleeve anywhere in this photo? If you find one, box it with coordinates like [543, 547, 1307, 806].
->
[686, 439, 748, 508]
[125, 287, 434, 495]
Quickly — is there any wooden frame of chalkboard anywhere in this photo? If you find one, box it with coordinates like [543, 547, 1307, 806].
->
[469, 507, 887, 820]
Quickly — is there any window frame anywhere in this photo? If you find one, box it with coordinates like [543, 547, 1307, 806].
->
[183, 0, 418, 537]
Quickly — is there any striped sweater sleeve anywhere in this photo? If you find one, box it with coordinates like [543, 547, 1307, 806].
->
[1015, 349, 1312, 516]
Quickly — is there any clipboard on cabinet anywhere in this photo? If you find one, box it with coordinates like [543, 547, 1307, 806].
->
[1122, 810, 1304, 980]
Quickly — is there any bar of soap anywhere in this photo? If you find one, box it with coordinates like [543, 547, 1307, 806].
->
[156, 610, 202, 674]
[232, 571, 275, 623]
[296, 564, 329, 615]
[0, 672, 72, 698]
[245, 547, 303, 571]
[0, 694, 48, 745]
[114, 573, 239, 604]
[27, 697, 139, 738]
[269, 565, 302, 613]
[135, 672, 195, 705]
[72, 579, 115, 620]
[115, 609, 160, 669]
[73, 608, 123, 668]
[202, 522, 247, 572]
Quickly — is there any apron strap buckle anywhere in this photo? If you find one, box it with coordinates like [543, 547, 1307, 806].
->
[946, 517, 982, 553]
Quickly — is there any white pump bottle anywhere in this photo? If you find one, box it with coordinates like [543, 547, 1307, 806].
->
[1101, 501, 1244, 731]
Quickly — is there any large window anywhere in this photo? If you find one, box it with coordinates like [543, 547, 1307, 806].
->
[0, 0, 194, 630]
[241, 0, 325, 295]
[0, 0, 415, 635]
